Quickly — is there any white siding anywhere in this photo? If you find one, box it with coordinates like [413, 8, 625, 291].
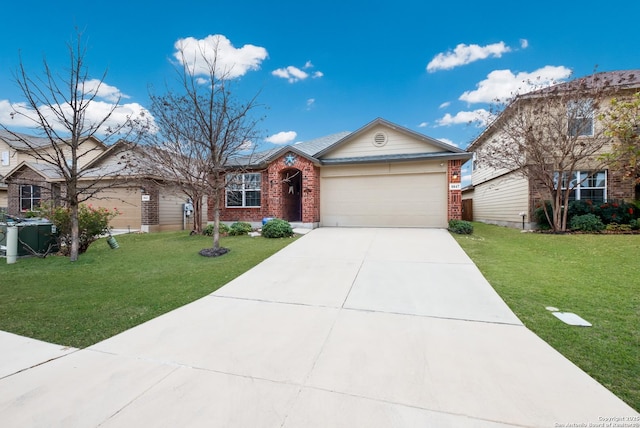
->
[323, 125, 443, 159]
[471, 173, 529, 226]
[159, 192, 185, 230]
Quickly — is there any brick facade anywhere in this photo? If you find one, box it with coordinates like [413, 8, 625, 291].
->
[216, 154, 463, 227]
[528, 167, 636, 218]
[217, 152, 321, 225]
[5, 168, 59, 215]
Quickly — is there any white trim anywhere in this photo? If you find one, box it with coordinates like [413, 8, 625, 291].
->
[225, 173, 262, 208]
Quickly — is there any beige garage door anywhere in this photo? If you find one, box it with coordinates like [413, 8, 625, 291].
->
[320, 172, 447, 227]
[87, 187, 142, 230]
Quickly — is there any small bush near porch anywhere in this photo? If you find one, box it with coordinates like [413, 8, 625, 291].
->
[452, 222, 639, 412]
[0, 232, 297, 348]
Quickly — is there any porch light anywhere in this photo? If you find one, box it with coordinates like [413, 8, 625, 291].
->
[452, 171, 459, 180]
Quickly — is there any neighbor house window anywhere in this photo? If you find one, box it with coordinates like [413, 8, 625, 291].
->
[20, 185, 42, 211]
[556, 170, 607, 203]
[1, 151, 9, 166]
[226, 173, 261, 207]
[568, 99, 594, 137]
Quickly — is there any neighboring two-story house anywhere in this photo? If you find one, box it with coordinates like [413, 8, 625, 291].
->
[464, 70, 640, 229]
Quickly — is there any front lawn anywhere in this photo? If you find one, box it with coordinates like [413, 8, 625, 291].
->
[452, 223, 639, 412]
[0, 231, 296, 348]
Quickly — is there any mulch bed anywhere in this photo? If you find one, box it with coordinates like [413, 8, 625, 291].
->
[198, 247, 231, 257]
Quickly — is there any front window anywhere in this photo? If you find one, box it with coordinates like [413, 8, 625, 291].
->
[556, 170, 606, 203]
[226, 173, 261, 208]
[20, 185, 42, 211]
[568, 99, 594, 137]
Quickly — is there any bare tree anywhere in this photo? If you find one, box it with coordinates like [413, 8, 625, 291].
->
[474, 72, 629, 232]
[3, 31, 150, 261]
[599, 91, 640, 199]
[146, 37, 263, 255]
[143, 93, 211, 234]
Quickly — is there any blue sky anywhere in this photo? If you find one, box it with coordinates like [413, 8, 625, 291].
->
[1, 1, 638, 184]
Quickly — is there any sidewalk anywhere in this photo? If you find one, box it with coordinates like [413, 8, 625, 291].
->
[0, 228, 636, 427]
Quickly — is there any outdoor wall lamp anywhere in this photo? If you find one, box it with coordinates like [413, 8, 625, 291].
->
[452, 171, 459, 180]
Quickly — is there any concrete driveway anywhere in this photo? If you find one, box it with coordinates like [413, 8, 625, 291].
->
[0, 228, 636, 427]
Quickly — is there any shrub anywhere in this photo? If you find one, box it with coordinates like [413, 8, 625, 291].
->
[630, 219, 640, 230]
[448, 219, 473, 234]
[568, 200, 596, 218]
[598, 200, 636, 225]
[229, 221, 253, 236]
[36, 203, 120, 255]
[203, 223, 230, 236]
[605, 223, 632, 232]
[569, 214, 604, 232]
[533, 201, 554, 230]
[262, 218, 294, 238]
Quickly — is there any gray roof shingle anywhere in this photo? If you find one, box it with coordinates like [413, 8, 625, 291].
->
[0, 130, 54, 150]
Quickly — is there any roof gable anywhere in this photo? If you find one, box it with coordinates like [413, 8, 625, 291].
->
[4, 161, 63, 181]
[228, 118, 470, 168]
[315, 118, 466, 160]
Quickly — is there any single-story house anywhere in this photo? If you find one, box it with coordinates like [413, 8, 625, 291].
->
[464, 69, 640, 229]
[215, 118, 472, 228]
[2, 135, 201, 233]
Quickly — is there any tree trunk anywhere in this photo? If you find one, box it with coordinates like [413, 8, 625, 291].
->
[212, 190, 220, 250]
[213, 210, 220, 250]
[69, 203, 80, 262]
[192, 195, 203, 234]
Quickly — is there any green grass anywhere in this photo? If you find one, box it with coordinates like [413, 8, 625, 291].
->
[0, 231, 296, 348]
[452, 223, 640, 411]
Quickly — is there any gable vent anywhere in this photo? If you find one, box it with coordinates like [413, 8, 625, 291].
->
[373, 132, 387, 147]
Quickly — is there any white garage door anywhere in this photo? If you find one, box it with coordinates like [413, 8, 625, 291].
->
[320, 172, 447, 227]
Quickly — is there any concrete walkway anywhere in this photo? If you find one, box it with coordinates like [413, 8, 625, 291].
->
[0, 228, 636, 427]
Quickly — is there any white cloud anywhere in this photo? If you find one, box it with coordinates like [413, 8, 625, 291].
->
[266, 131, 297, 145]
[272, 66, 308, 83]
[0, 98, 154, 136]
[439, 101, 451, 109]
[459, 65, 573, 104]
[427, 42, 512, 72]
[437, 137, 457, 147]
[306, 98, 316, 110]
[435, 109, 492, 127]
[418, 122, 428, 128]
[239, 140, 253, 151]
[174, 34, 268, 79]
[520, 39, 529, 49]
[273, 62, 323, 83]
[82, 79, 130, 103]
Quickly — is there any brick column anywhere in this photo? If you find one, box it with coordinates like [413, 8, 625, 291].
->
[301, 164, 320, 223]
[447, 159, 462, 221]
[141, 185, 159, 233]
